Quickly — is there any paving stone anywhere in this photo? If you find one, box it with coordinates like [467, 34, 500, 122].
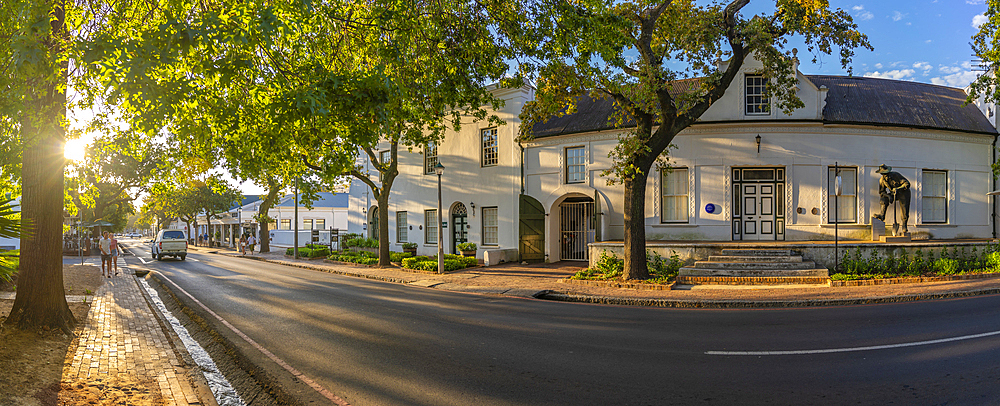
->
[62, 268, 211, 405]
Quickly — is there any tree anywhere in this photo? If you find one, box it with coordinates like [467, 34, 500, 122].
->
[300, 0, 526, 266]
[970, 0, 1000, 178]
[67, 132, 164, 236]
[1, 0, 76, 333]
[519, 0, 870, 280]
[192, 176, 243, 247]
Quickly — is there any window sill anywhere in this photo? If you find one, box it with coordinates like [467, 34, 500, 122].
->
[652, 223, 696, 227]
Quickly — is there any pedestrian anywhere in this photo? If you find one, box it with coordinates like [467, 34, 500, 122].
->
[110, 233, 120, 276]
[204, 232, 209, 247]
[247, 234, 256, 254]
[239, 233, 247, 255]
[197, 233, 203, 246]
[99, 231, 112, 278]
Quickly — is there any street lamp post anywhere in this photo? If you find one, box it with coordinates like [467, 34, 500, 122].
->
[435, 162, 445, 274]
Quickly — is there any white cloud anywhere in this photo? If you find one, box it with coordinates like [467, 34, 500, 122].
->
[852, 5, 874, 20]
[931, 71, 981, 88]
[892, 11, 907, 22]
[913, 62, 933, 75]
[967, 0, 984, 4]
[925, 39, 932, 44]
[864, 69, 916, 80]
[874, 63, 883, 69]
[973, 13, 988, 28]
[939, 65, 963, 74]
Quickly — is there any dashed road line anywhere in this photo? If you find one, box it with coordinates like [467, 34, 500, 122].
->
[706, 330, 1000, 356]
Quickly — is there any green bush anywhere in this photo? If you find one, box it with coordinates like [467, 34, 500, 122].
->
[401, 242, 418, 249]
[456, 242, 477, 251]
[390, 252, 413, 262]
[400, 255, 473, 272]
[933, 258, 960, 275]
[0, 249, 19, 284]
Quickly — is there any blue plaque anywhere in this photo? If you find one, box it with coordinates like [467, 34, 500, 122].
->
[705, 203, 716, 214]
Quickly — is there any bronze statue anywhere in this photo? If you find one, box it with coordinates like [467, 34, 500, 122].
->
[874, 164, 910, 233]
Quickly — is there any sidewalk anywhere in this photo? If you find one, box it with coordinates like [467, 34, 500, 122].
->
[60, 266, 215, 406]
[193, 246, 1000, 307]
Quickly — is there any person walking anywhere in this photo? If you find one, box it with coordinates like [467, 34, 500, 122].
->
[110, 233, 120, 276]
[99, 231, 112, 278]
[247, 233, 256, 255]
[239, 233, 247, 256]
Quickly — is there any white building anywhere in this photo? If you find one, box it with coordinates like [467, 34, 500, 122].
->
[350, 57, 999, 263]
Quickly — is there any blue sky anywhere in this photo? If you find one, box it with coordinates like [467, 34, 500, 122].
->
[743, 0, 989, 88]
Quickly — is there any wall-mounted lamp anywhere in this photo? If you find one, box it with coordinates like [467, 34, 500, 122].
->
[755, 134, 762, 154]
[470, 202, 476, 213]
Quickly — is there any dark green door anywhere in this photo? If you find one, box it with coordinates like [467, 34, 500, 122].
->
[519, 195, 545, 262]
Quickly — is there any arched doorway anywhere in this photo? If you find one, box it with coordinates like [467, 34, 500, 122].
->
[451, 203, 468, 254]
[519, 195, 545, 262]
[559, 196, 595, 261]
[368, 206, 379, 240]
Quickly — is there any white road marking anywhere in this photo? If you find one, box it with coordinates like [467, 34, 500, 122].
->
[706, 330, 1000, 356]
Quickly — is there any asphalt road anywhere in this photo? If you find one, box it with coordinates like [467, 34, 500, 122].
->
[120, 240, 1000, 405]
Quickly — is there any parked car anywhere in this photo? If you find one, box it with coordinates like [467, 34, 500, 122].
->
[151, 229, 187, 261]
[127, 232, 142, 238]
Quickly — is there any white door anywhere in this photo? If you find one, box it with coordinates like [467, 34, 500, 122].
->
[741, 183, 776, 241]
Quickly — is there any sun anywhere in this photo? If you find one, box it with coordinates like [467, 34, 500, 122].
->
[64, 138, 88, 161]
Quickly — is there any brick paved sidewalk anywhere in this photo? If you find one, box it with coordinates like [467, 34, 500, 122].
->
[62, 268, 212, 405]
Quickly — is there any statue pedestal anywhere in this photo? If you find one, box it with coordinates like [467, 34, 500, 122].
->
[871, 217, 886, 241]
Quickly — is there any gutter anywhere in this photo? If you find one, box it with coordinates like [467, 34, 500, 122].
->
[518, 141, 525, 195]
[994, 133, 998, 239]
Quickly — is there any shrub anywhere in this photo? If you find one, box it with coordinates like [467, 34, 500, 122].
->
[0, 249, 18, 284]
[456, 242, 477, 251]
[390, 252, 413, 262]
[933, 258, 960, 275]
[310, 247, 330, 258]
[572, 251, 623, 280]
[401, 242, 418, 249]
[646, 250, 683, 283]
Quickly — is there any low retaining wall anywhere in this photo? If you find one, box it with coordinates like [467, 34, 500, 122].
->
[589, 240, 998, 271]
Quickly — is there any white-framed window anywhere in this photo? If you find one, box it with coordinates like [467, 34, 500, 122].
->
[303, 219, 314, 229]
[315, 219, 326, 230]
[660, 168, 689, 223]
[424, 142, 438, 174]
[380, 150, 391, 182]
[922, 170, 947, 223]
[425, 209, 437, 244]
[828, 167, 857, 223]
[745, 74, 770, 115]
[565, 146, 585, 184]
[396, 211, 407, 243]
[280, 219, 291, 230]
[482, 128, 498, 167]
[482, 207, 498, 245]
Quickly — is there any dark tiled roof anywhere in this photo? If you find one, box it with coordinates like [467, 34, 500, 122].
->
[277, 192, 348, 208]
[530, 75, 997, 138]
[808, 75, 996, 134]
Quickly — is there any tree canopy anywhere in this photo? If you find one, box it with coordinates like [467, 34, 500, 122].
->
[519, 0, 870, 279]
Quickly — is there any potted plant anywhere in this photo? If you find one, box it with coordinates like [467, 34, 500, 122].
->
[402, 242, 418, 255]
[457, 242, 477, 257]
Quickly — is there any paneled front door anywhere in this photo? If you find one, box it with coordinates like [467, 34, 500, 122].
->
[732, 168, 785, 241]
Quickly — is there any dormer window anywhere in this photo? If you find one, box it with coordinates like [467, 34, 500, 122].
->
[745, 74, 770, 115]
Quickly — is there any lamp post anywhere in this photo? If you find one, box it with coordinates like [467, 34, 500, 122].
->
[435, 162, 445, 274]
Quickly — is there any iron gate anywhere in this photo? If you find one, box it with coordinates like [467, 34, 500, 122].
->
[560, 201, 594, 261]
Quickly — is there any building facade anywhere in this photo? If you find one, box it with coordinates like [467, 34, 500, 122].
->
[351, 57, 999, 263]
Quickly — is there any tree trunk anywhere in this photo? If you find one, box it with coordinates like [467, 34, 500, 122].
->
[622, 171, 650, 280]
[377, 192, 391, 267]
[257, 182, 281, 253]
[4, 1, 75, 334]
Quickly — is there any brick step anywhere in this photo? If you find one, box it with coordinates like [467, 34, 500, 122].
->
[678, 267, 829, 278]
[690, 261, 817, 270]
[675, 275, 831, 286]
[708, 255, 802, 263]
[720, 249, 793, 256]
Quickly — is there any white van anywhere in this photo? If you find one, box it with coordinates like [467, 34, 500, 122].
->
[151, 229, 188, 260]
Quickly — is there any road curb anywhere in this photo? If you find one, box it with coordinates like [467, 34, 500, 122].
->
[538, 287, 1000, 308]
